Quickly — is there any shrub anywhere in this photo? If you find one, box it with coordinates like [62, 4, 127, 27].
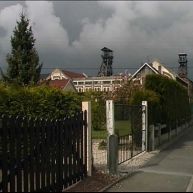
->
[82, 91, 106, 131]
[130, 89, 160, 125]
[145, 74, 191, 126]
[0, 82, 81, 118]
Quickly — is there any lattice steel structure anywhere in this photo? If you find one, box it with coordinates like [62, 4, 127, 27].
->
[98, 47, 113, 77]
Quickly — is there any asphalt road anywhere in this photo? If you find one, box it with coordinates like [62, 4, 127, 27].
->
[107, 127, 193, 192]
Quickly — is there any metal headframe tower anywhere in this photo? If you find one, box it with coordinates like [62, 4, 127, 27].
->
[98, 47, 113, 77]
[178, 53, 188, 78]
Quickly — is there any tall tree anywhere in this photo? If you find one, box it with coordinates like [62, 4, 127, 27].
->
[2, 13, 42, 85]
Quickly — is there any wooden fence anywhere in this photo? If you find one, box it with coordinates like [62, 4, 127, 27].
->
[0, 111, 87, 192]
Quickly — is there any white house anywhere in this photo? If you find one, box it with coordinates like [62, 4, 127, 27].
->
[131, 60, 188, 89]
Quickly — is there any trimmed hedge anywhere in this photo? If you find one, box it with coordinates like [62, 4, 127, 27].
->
[81, 90, 106, 131]
[130, 89, 160, 125]
[0, 82, 81, 119]
[145, 74, 191, 125]
[131, 74, 191, 126]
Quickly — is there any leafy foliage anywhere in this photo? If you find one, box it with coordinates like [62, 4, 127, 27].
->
[130, 89, 160, 125]
[81, 91, 106, 131]
[113, 80, 141, 104]
[0, 82, 81, 119]
[144, 74, 191, 126]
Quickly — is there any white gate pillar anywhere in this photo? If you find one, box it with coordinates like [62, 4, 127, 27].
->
[106, 100, 115, 135]
[106, 100, 118, 174]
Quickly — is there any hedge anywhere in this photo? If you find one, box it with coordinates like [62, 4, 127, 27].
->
[145, 74, 191, 126]
[0, 82, 81, 119]
[130, 89, 160, 125]
[81, 90, 106, 131]
[131, 74, 191, 126]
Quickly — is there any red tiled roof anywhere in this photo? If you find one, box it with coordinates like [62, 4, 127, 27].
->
[49, 79, 70, 89]
[40, 73, 50, 80]
[62, 70, 86, 79]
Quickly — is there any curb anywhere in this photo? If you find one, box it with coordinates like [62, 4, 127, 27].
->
[98, 152, 149, 192]
[63, 181, 82, 192]
[98, 151, 147, 192]
[98, 169, 144, 192]
[98, 173, 130, 192]
[98, 124, 193, 192]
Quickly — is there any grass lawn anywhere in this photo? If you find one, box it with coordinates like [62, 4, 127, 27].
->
[92, 129, 108, 139]
[115, 120, 131, 136]
[92, 120, 131, 139]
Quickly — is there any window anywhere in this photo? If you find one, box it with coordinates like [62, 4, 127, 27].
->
[94, 81, 101, 84]
[85, 81, 92, 85]
[52, 76, 60, 80]
[78, 82, 84, 85]
[103, 81, 111, 84]
[113, 80, 121, 84]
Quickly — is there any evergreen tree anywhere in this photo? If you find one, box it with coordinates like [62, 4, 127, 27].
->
[2, 13, 42, 85]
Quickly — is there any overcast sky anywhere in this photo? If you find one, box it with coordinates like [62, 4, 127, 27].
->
[1, 1, 193, 79]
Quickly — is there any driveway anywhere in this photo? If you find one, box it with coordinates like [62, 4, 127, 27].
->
[107, 127, 193, 192]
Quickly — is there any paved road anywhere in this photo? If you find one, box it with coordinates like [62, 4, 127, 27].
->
[107, 127, 193, 192]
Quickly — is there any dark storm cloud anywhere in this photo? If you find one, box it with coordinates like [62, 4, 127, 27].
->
[0, 26, 6, 37]
[53, 1, 112, 44]
[1, 1, 193, 78]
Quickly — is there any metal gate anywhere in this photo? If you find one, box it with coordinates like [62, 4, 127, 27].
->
[91, 99, 108, 173]
[114, 104, 143, 164]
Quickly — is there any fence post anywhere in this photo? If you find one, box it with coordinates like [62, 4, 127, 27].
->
[176, 120, 178, 136]
[149, 125, 155, 151]
[168, 124, 171, 140]
[142, 101, 148, 151]
[106, 100, 118, 174]
[158, 124, 161, 146]
[106, 100, 115, 135]
[108, 134, 118, 175]
[82, 101, 92, 176]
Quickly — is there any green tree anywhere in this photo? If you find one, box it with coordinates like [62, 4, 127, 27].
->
[113, 80, 141, 104]
[1, 13, 42, 85]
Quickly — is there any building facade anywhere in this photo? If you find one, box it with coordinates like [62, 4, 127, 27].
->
[40, 68, 130, 93]
[73, 76, 128, 93]
[131, 60, 188, 88]
[48, 79, 77, 92]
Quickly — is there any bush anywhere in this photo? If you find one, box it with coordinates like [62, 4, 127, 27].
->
[144, 74, 191, 126]
[82, 91, 106, 131]
[0, 82, 81, 118]
[130, 89, 160, 125]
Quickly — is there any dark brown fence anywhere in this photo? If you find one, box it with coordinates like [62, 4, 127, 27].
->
[0, 111, 87, 192]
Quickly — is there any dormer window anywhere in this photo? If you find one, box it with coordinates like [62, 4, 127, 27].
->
[52, 76, 60, 80]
